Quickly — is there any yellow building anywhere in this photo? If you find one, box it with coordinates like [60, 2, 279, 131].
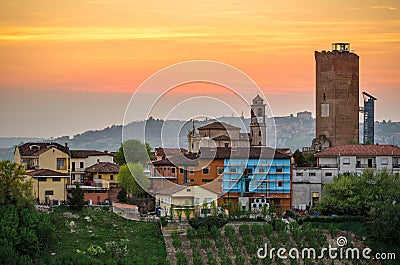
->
[28, 169, 70, 204]
[14, 142, 70, 174]
[85, 162, 120, 186]
[70, 150, 114, 184]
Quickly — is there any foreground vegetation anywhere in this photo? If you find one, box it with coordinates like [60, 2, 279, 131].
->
[166, 220, 375, 265]
[0, 206, 168, 265]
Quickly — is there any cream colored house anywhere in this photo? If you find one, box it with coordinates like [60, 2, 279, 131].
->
[70, 150, 114, 184]
[155, 185, 218, 218]
[28, 169, 70, 204]
[14, 142, 70, 174]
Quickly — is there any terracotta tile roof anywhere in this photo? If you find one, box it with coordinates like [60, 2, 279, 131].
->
[17, 142, 69, 157]
[154, 147, 188, 157]
[199, 147, 291, 160]
[212, 135, 231, 141]
[152, 153, 199, 166]
[28, 169, 69, 177]
[85, 162, 121, 173]
[70, 150, 113, 158]
[198, 121, 240, 131]
[315, 144, 400, 157]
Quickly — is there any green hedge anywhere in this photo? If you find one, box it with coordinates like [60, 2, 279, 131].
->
[188, 216, 228, 230]
[296, 215, 368, 225]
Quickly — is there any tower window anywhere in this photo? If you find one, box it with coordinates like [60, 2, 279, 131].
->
[258, 130, 261, 136]
[323, 93, 326, 100]
[257, 108, 262, 117]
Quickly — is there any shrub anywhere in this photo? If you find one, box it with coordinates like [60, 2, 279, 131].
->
[263, 223, 273, 236]
[210, 226, 221, 237]
[172, 237, 182, 249]
[251, 223, 263, 235]
[176, 251, 187, 265]
[224, 225, 235, 237]
[186, 227, 197, 239]
[200, 238, 211, 249]
[239, 224, 250, 236]
[188, 216, 228, 230]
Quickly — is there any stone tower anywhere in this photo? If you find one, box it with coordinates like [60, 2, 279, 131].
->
[250, 95, 266, 146]
[315, 43, 359, 146]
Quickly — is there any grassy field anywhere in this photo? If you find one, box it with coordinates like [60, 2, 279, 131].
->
[42, 206, 168, 265]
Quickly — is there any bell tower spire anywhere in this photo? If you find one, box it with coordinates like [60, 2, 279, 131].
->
[250, 95, 266, 146]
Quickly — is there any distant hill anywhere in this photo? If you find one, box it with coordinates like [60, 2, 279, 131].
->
[1, 117, 399, 162]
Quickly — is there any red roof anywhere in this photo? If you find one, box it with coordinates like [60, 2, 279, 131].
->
[70, 150, 113, 158]
[85, 162, 120, 173]
[17, 142, 69, 157]
[315, 144, 400, 157]
[28, 169, 69, 177]
[154, 147, 188, 157]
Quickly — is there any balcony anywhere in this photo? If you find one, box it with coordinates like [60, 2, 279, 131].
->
[356, 164, 376, 169]
[319, 164, 338, 168]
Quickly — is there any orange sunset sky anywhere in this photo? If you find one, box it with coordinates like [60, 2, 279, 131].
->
[0, 0, 399, 137]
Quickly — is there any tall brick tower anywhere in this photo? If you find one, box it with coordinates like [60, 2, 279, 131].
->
[315, 43, 359, 146]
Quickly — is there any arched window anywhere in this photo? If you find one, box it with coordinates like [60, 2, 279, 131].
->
[257, 108, 263, 117]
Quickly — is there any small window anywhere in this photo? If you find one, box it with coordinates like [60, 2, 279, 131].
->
[202, 167, 210, 174]
[190, 179, 194, 182]
[224, 143, 229, 147]
[195, 198, 200, 204]
[296, 172, 303, 176]
[45, 190, 54, 196]
[57, 158, 66, 170]
[258, 130, 261, 136]
[179, 168, 184, 174]
[110, 175, 114, 180]
[277, 181, 283, 187]
[189, 168, 194, 175]
[98, 175, 102, 179]
[325, 172, 333, 177]
[245, 168, 253, 175]
[381, 158, 388, 165]
[71, 174, 75, 180]
[202, 179, 212, 183]
[52, 177, 61, 182]
[171, 168, 176, 174]
[217, 167, 224, 174]
[259, 167, 265, 173]
[343, 158, 350, 165]
[80, 162, 84, 168]
[230, 168, 237, 173]
[38, 178, 47, 182]
[309, 172, 316, 177]
[276, 168, 283, 173]
[186, 188, 191, 192]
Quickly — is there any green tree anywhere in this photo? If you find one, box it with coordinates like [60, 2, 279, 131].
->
[316, 170, 399, 215]
[293, 149, 305, 166]
[0, 160, 34, 206]
[117, 163, 150, 197]
[117, 188, 128, 203]
[68, 184, 85, 210]
[210, 200, 218, 216]
[114, 140, 152, 165]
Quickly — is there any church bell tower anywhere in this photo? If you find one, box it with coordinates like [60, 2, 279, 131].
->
[250, 95, 266, 146]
